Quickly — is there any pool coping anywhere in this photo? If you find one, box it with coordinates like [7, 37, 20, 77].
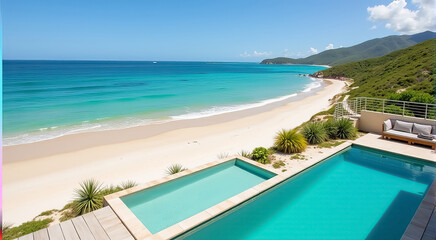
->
[104, 155, 281, 240]
[401, 179, 436, 240]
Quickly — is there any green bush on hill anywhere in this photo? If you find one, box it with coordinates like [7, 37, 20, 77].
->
[319, 39, 435, 99]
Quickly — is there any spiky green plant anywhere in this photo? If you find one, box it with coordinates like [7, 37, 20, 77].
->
[302, 122, 327, 144]
[120, 180, 138, 190]
[165, 163, 187, 175]
[323, 119, 338, 139]
[239, 150, 252, 159]
[336, 118, 357, 139]
[73, 179, 103, 215]
[251, 147, 270, 164]
[274, 129, 307, 154]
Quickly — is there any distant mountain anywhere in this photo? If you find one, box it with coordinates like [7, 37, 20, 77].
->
[261, 31, 436, 66]
[318, 39, 435, 98]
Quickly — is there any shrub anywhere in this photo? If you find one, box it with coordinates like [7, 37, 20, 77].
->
[251, 147, 270, 164]
[336, 118, 357, 139]
[165, 163, 187, 175]
[120, 180, 138, 189]
[74, 179, 103, 215]
[272, 161, 285, 169]
[217, 152, 229, 159]
[302, 122, 327, 144]
[239, 150, 252, 159]
[3, 219, 53, 240]
[274, 129, 307, 153]
[323, 119, 338, 139]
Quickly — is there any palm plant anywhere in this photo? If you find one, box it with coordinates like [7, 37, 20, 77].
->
[274, 129, 307, 154]
[323, 119, 338, 139]
[302, 122, 327, 144]
[74, 179, 103, 215]
[165, 163, 187, 175]
[336, 118, 357, 139]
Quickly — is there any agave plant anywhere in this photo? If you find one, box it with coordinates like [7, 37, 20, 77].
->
[336, 118, 357, 139]
[323, 119, 338, 139]
[274, 129, 307, 154]
[165, 163, 187, 175]
[302, 122, 327, 144]
[74, 179, 103, 215]
[120, 180, 138, 190]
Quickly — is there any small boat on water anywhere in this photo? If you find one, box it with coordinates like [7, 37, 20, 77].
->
[153, 61, 157, 64]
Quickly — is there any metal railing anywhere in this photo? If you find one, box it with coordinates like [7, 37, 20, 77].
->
[334, 97, 436, 120]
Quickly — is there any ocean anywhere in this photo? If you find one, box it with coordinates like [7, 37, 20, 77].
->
[3, 61, 326, 146]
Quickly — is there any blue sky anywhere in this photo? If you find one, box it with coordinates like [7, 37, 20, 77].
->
[2, 0, 434, 61]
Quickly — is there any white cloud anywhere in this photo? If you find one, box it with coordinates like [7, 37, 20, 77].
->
[325, 43, 334, 50]
[240, 50, 272, 57]
[367, 0, 436, 34]
[309, 47, 318, 54]
[370, 25, 377, 30]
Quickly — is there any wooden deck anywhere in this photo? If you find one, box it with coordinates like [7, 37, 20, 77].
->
[15, 207, 134, 240]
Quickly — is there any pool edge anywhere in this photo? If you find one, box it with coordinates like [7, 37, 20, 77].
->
[104, 155, 277, 240]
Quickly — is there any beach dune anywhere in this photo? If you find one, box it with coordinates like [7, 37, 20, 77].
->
[3, 79, 345, 225]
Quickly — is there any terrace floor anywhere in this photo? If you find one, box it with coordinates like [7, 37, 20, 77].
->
[354, 133, 435, 162]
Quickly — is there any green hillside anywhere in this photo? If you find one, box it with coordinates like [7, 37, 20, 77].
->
[261, 31, 436, 66]
[318, 39, 435, 99]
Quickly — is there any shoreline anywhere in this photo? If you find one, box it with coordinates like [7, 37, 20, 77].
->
[3, 79, 346, 225]
[3, 76, 324, 148]
[4, 79, 326, 163]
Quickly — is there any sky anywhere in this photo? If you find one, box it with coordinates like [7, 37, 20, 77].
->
[2, 0, 435, 62]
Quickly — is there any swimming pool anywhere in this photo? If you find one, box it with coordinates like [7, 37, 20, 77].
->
[117, 158, 275, 235]
[177, 145, 435, 240]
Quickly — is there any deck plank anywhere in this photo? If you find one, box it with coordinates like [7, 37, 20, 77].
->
[47, 224, 65, 240]
[18, 233, 34, 240]
[71, 216, 95, 240]
[93, 207, 134, 240]
[59, 220, 80, 240]
[33, 229, 49, 240]
[82, 212, 111, 240]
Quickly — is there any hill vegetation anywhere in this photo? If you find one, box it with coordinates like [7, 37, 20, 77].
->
[261, 31, 436, 66]
[318, 39, 435, 100]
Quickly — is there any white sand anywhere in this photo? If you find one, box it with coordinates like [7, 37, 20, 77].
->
[3, 79, 346, 225]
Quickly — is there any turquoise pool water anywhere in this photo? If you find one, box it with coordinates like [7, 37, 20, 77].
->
[179, 146, 435, 240]
[121, 159, 275, 233]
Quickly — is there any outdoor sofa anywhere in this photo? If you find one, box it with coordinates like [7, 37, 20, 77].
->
[382, 119, 436, 150]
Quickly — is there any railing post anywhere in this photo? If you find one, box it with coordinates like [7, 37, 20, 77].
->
[382, 99, 385, 113]
[425, 104, 428, 119]
[365, 98, 367, 111]
[402, 102, 405, 116]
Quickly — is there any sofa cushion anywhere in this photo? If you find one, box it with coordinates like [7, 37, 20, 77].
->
[384, 130, 435, 143]
[383, 120, 392, 131]
[393, 120, 413, 133]
[412, 123, 432, 135]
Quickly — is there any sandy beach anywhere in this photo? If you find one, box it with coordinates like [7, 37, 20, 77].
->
[3, 79, 346, 225]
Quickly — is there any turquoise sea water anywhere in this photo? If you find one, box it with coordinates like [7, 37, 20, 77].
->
[179, 146, 435, 240]
[121, 160, 275, 233]
[3, 61, 326, 145]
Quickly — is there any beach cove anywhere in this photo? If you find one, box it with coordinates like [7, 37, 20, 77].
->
[3, 79, 345, 225]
